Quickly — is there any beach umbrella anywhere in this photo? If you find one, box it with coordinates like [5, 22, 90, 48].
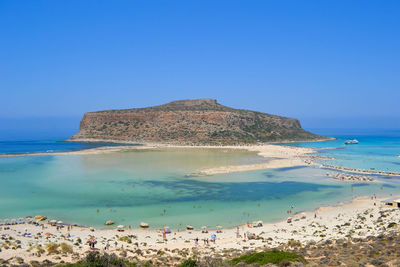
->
[18, 217, 24, 222]
[201, 226, 207, 229]
[44, 233, 51, 236]
[140, 222, 149, 228]
[117, 225, 125, 229]
[217, 225, 223, 229]
[49, 219, 57, 224]
[186, 225, 194, 230]
[88, 238, 96, 241]
[57, 221, 63, 224]
[164, 227, 170, 233]
[211, 234, 216, 239]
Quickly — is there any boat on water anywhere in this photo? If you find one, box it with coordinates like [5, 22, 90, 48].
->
[344, 139, 359, 145]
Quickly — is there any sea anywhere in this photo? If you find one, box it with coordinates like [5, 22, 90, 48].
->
[0, 129, 399, 229]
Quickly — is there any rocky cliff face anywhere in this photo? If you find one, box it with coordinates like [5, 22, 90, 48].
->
[70, 99, 323, 144]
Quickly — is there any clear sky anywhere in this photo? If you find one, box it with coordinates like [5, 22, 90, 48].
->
[1, 0, 399, 139]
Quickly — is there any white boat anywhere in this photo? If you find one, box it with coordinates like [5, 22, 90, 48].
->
[344, 139, 359, 145]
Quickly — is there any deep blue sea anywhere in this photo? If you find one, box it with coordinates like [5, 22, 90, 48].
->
[0, 140, 128, 155]
[0, 129, 399, 229]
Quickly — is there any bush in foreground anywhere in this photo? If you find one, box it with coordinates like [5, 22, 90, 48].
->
[179, 258, 197, 267]
[231, 249, 306, 265]
[59, 251, 137, 267]
[45, 243, 59, 254]
[60, 243, 73, 254]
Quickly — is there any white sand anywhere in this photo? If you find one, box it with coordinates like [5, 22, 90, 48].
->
[1, 143, 315, 176]
[1, 196, 399, 263]
[2, 143, 399, 264]
[196, 144, 314, 175]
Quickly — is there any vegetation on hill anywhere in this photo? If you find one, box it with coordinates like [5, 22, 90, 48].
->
[231, 249, 306, 265]
[71, 99, 325, 144]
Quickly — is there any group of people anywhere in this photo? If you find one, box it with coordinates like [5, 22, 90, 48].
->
[193, 236, 216, 245]
[287, 205, 295, 215]
[89, 241, 96, 249]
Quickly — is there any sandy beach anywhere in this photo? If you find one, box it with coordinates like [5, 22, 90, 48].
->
[1, 195, 399, 265]
[195, 144, 314, 175]
[0, 143, 315, 176]
[1, 142, 399, 265]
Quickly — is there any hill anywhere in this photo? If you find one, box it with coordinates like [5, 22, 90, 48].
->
[70, 99, 325, 144]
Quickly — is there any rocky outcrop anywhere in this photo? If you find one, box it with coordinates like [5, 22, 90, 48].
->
[70, 99, 324, 144]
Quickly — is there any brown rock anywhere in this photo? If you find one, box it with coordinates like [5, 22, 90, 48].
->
[70, 99, 324, 144]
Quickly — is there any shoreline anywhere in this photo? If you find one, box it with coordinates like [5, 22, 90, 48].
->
[65, 137, 335, 144]
[2, 139, 400, 264]
[2, 140, 398, 178]
[0, 142, 316, 176]
[1, 194, 399, 265]
[320, 164, 400, 177]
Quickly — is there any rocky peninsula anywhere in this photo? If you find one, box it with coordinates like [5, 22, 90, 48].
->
[69, 99, 326, 145]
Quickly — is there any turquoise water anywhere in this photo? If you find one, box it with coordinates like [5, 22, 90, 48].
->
[1, 133, 400, 229]
[286, 130, 400, 173]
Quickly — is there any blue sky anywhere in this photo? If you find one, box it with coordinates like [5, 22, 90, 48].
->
[1, 0, 399, 139]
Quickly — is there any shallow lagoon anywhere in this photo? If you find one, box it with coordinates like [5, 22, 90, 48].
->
[1, 147, 399, 229]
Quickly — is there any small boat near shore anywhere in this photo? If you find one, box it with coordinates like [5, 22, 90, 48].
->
[344, 139, 359, 145]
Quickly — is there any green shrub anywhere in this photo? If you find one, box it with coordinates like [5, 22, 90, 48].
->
[118, 236, 132, 243]
[60, 242, 73, 253]
[28, 245, 45, 254]
[59, 251, 137, 267]
[179, 258, 197, 267]
[231, 249, 306, 265]
[45, 243, 59, 254]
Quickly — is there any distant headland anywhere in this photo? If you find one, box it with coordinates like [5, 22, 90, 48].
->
[69, 99, 327, 145]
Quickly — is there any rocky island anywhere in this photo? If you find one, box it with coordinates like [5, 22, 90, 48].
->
[70, 99, 324, 144]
